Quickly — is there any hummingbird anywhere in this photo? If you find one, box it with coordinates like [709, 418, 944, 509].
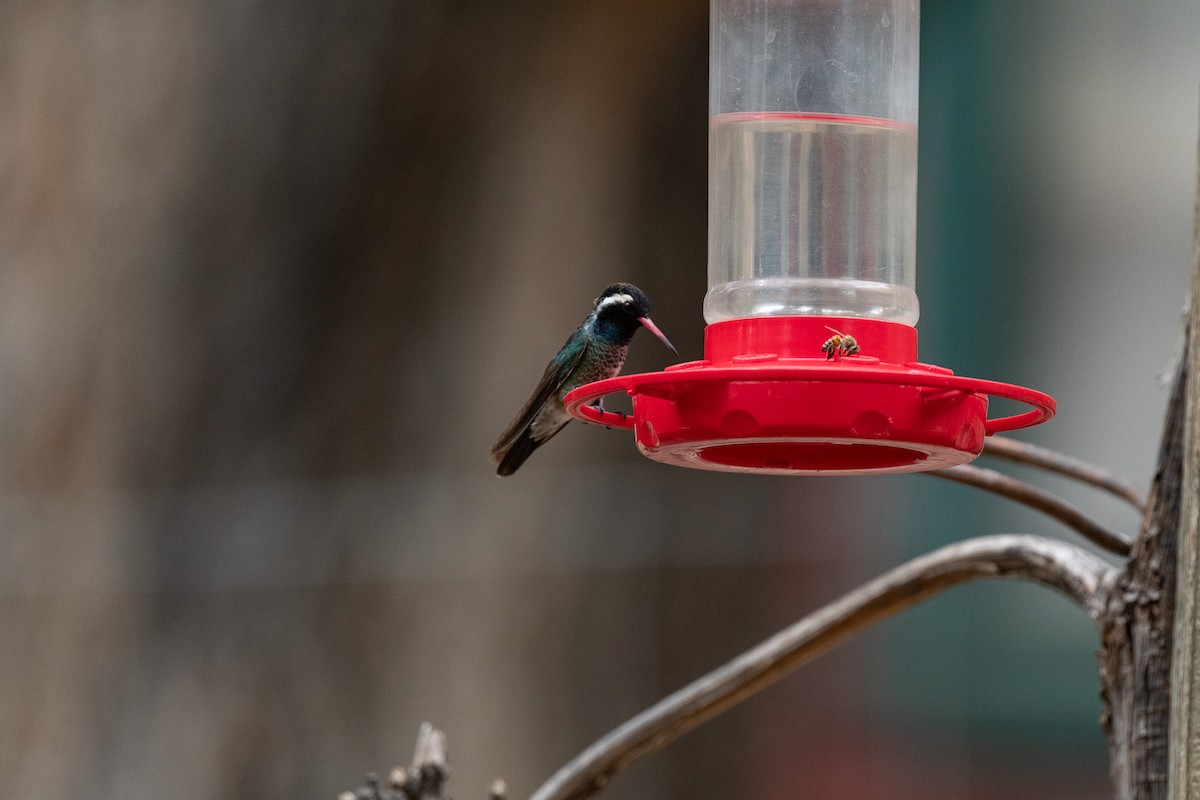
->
[491, 282, 676, 476]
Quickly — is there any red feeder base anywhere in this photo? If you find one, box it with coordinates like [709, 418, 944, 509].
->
[563, 317, 1055, 476]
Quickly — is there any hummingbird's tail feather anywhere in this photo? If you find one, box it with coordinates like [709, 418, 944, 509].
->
[492, 413, 571, 476]
[493, 429, 543, 476]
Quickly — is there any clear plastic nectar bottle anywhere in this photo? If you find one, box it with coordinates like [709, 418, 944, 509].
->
[705, 0, 920, 326]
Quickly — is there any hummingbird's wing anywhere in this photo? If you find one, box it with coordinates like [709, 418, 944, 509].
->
[490, 333, 589, 462]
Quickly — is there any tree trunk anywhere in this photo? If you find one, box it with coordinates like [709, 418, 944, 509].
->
[1099, 363, 1183, 799]
[1101, 107, 1199, 800]
[1168, 113, 1200, 800]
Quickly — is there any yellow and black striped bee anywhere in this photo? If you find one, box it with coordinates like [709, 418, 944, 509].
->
[821, 327, 860, 360]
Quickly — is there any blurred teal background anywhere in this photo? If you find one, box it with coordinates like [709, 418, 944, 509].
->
[0, 1, 1195, 799]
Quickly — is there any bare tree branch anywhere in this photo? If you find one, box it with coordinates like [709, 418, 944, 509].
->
[527, 534, 1117, 800]
[930, 464, 1133, 556]
[341, 723, 508, 800]
[984, 435, 1149, 512]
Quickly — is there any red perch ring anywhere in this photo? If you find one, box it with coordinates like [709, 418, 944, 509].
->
[563, 317, 1055, 476]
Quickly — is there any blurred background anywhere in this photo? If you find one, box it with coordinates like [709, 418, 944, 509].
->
[0, 1, 1197, 798]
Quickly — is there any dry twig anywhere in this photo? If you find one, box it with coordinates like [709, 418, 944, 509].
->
[527, 534, 1116, 800]
[931, 463, 1133, 556]
[983, 435, 1148, 512]
[341, 723, 507, 800]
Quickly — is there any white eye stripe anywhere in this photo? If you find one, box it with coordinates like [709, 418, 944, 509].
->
[596, 293, 634, 311]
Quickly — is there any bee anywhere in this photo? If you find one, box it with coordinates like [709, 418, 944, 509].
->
[821, 327, 860, 360]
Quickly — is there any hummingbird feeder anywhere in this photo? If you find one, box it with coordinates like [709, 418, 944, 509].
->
[564, 0, 1054, 475]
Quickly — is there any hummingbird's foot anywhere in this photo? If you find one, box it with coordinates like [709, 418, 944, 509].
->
[603, 410, 628, 430]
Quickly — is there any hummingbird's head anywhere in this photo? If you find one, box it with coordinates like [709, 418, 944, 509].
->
[592, 283, 677, 353]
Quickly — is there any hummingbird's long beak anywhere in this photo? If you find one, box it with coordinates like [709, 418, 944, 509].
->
[638, 317, 677, 354]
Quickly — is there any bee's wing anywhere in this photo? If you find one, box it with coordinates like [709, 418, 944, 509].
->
[490, 335, 589, 460]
